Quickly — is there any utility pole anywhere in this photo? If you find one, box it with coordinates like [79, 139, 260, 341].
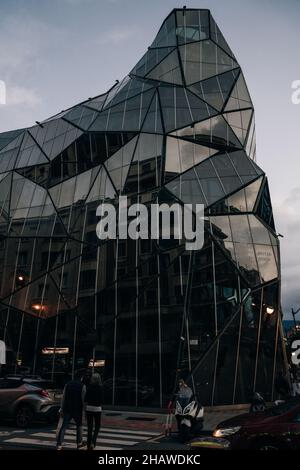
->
[292, 307, 300, 329]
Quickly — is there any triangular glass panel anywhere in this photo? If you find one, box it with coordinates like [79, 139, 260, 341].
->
[224, 72, 252, 112]
[170, 115, 242, 151]
[86, 165, 116, 203]
[208, 176, 263, 215]
[210, 14, 235, 60]
[188, 69, 239, 111]
[165, 136, 218, 177]
[131, 47, 176, 78]
[83, 93, 108, 112]
[159, 86, 215, 133]
[255, 178, 275, 230]
[179, 41, 238, 86]
[0, 172, 12, 217]
[223, 109, 253, 145]
[223, 150, 263, 186]
[15, 131, 49, 169]
[105, 136, 138, 191]
[245, 113, 256, 161]
[141, 92, 163, 133]
[0, 129, 24, 151]
[91, 90, 155, 132]
[103, 77, 154, 110]
[49, 168, 95, 209]
[150, 12, 177, 48]
[146, 50, 183, 85]
[0, 132, 25, 172]
[28, 119, 82, 161]
[165, 168, 207, 206]
[102, 76, 131, 108]
[63, 105, 98, 131]
[124, 134, 163, 194]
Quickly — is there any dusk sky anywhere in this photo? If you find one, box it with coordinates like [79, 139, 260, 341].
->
[0, 0, 299, 318]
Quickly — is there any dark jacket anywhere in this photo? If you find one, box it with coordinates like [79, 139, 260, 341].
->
[85, 383, 103, 407]
[62, 380, 85, 417]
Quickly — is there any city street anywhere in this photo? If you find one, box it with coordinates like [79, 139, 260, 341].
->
[0, 422, 189, 451]
[0, 408, 241, 451]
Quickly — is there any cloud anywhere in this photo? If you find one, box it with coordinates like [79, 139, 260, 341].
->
[0, 16, 52, 72]
[6, 85, 41, 107]
[96, 28, 136, 45]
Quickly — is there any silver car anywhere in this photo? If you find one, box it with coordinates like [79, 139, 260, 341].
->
[0, 376, 61, 427]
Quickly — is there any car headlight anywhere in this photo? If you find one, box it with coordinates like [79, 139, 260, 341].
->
[213, 426, 241, 437]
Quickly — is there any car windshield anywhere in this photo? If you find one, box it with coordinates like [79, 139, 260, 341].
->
[266, 398, 300, 416]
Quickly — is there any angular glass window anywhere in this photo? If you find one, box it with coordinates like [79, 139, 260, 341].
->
[104, 78, 153, 110]
[176, 9, 209, 43]
[131, 47, 175, 78]
[249, 215, 272, 244]
[188, 69, 238, 111]
[227, 150, 262, 185]
[255, 179, 275, 230]
[64, 105, 98, 131]
[165, 136, 217, 176]
[165, 169, 206, 205]
[159, 87, 214, 133]
[179, 41, 238, 85]
[210, 14, 235, 59]
[0, 129, 24, 152]
[151, 12, 177, 48]
[83, 93, 107, 112]
[245, 113, 256, 161]
[141, 92, 163, 134]
[171, 115, 241, 151]
[254, 244, 278, 283]
[86, 166, 116, 202]
[223, 109, 253, 144]
[122, 89, 155, 131]
[225, 72, 252, 112]
[146, 50, 183, 85]
[105, 136, 138, 191]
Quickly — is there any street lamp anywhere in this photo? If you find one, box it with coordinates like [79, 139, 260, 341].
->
[266, 306, 275, 315]
[292, 307, 300, 329]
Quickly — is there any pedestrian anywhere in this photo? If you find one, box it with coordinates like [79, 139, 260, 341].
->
[56, 372, 86, 450]
[85, 373, 103, 450]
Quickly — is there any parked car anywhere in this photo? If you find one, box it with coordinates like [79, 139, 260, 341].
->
[213, 397, 300, 450]
[0, 376, 61, 427]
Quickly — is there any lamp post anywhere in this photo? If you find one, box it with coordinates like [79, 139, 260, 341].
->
[292, 308, 300, 329]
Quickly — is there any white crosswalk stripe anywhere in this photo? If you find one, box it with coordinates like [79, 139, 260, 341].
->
[1, 426, 162, 450]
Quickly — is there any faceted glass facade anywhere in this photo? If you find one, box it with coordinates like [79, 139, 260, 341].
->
[0, 9, 285, 407]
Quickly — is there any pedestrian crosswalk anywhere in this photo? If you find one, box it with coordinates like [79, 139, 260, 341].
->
[1, 425, 162, 450]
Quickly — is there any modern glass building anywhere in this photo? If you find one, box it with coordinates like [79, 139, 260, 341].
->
[0, 8, 286, 407]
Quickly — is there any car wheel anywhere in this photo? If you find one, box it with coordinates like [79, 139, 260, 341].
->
[15, 404, 34, 428]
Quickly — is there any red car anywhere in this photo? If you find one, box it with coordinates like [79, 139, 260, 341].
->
[213, 398, 300, 450]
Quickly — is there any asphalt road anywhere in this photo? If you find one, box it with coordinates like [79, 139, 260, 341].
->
[0, 420, 193, 451]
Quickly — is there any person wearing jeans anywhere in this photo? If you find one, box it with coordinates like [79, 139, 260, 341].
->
[56, 374, 86, 450]
[85, 373, 103, 450]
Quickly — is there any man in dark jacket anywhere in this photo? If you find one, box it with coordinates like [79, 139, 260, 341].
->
[56, 373, 86, 450]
